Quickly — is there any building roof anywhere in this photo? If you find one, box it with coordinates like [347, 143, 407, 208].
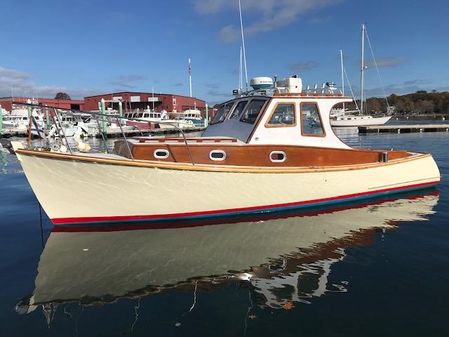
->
[84, 91, 205, 102]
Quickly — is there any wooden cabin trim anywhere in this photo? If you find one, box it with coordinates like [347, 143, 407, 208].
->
[300, 101, 326, 138]
[264, 101, 297, 128]
[15, 148, 430, 174]
[121, 141, 411, 167]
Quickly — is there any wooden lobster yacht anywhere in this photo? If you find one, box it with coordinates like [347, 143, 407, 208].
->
[12, 75, 440, 227]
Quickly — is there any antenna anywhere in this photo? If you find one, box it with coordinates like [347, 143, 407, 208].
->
[152, 87, 155, 111]
[188, 58, 193, 97]
[238, 0, 248, 90]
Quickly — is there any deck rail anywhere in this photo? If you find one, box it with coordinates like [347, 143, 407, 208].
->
[13, 102, 198, 166]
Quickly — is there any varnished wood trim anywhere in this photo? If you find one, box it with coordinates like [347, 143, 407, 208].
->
[15, 148, 433, 174]
[300, 101, 326, 138]
[264, 101, 297, 128]
[137, 137, 238, 143]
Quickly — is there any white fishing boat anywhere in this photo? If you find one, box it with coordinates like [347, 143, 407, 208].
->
[123, 107, 194, 130]
[178, 108, 206, 127]
[11, 73, 440, 228]
[3, 107, 45, 136]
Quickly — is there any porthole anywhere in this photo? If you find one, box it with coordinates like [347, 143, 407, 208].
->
[154, 149, 169, 159]
[270, 151, 286, 163]
[209, 150, 226, 161]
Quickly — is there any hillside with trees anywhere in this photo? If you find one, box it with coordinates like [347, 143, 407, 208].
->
[345, 91, 449, 116]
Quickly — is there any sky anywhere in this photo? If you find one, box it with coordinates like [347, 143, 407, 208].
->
[0, 0, 448, 104]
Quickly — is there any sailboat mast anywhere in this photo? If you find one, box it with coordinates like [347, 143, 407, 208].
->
[239, 46, 243, 91]
[238, 0, 248, 91]
[340, 49, 345, 110]
[360, 24, 366, 114]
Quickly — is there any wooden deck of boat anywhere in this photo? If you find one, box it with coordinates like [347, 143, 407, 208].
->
[359, 124, 449, 134]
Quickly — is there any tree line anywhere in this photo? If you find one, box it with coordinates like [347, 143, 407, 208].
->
[345, 91, 449, 115]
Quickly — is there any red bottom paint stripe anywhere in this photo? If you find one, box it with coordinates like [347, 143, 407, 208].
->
[52, 180, 440, 225]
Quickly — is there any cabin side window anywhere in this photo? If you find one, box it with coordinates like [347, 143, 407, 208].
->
[229, 100, 248, 119]
[240, 99, 266, 124]
[266, 103, 296, 127]
[210, 102, 232, 124]
[301, 102, 325, 136]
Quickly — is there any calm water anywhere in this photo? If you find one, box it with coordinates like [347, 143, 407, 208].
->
[1, 131, 449, 337]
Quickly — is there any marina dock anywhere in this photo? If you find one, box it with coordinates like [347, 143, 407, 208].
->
[359, 124, 449, 134]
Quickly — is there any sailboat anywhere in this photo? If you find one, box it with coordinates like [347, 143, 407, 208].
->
[331, 25, 392, 127]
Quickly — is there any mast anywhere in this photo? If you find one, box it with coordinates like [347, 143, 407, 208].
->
[238, 0, 248, 90]
[239, 46, 243, 91]
[360, 24, 366, 115]
[340, 49, 345, 110]
[188, 58, 193, 97]
[151, 87, 155, 111]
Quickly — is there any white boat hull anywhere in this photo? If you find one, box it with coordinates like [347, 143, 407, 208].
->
[331, 116, 391, 127]
[13, 146, 440, 227]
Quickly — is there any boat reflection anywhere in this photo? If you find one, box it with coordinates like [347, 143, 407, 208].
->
[17, 191, 438, 318]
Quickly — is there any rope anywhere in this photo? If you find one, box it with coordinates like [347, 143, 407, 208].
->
[365, 27, 390, 109]
[343, 66, 361, 113]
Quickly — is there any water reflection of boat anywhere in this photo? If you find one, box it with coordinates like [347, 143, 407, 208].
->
[17, 191, 438, 318]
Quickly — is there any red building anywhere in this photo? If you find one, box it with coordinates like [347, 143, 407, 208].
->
[84, 92, 206, 115]
[0, 97, 85, 112]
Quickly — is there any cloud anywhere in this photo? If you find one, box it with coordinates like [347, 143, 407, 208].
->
[365, 57, 405, 69]
[0, 66, 30, 81]
[172, 82, 184, 87]
[205, 82, 220, 89]
[195, 0, 343, 42]
[207, 89, 230, 98]
[109, 74, 147, 89]
[289, 60, 319, 72]
[403, 79, 429, 86]
[0, 65, 100, 99]
[194, 0, 228, 14]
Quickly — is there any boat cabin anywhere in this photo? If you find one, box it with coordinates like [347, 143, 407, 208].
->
[114, 76, 410, 167]
[202, 94, 351, 149]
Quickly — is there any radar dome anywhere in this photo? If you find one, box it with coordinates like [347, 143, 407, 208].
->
[250, 77, 273, 90]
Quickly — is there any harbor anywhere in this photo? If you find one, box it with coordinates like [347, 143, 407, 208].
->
[1, 130, 449, 336]
[1, 0, 449, 336]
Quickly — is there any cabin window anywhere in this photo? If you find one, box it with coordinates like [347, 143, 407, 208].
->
[210, 103, 232, 124]
[301, 102, 325, 136]
[266, 103, 296, 126]
[154, 149, 169, 159]
[269, 151, 286, 163]
[209, 150, 226, 161]
[229, 100, 248, 119]
[143, 113, 149, 118]
[240, 99, 266, 124]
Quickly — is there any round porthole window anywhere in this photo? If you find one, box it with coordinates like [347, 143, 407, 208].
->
[269, 151, 286, 163]
[154, 149, 169, 159]
[209, 150, 226, 161]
